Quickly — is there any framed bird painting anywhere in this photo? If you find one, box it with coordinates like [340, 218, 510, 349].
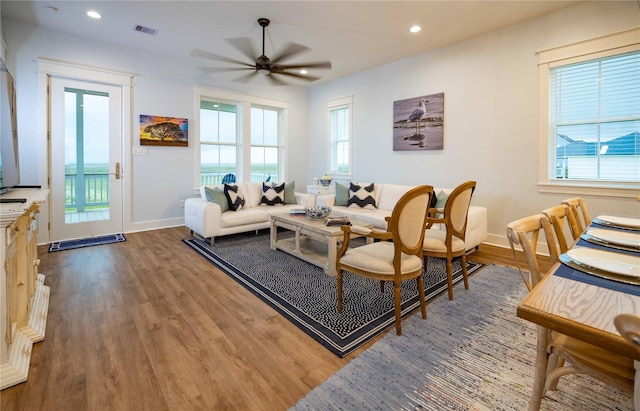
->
[392, 92, 444, 151]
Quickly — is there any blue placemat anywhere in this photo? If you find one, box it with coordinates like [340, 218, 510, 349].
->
[555, 226, 640, 296]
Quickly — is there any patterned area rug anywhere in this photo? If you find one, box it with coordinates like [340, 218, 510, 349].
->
[290, 264, 633, 410]
[182, 230, 482, 357]
[48, 233, 126, 252]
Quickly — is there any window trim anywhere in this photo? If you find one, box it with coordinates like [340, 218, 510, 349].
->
[537, 28, 640, 198]
[327, 96, 353, 177]
[194, 86, 288, 190]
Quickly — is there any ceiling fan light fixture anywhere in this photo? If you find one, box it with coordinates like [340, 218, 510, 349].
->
[87, 10, 102, 19]
[257, 68, 270, 75]
[300, 69, 308, 75]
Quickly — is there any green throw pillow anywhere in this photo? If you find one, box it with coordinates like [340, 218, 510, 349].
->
[204, 186, 229, 212]
[284, 181, 296, 204]
[435, 190, 449, 208]
[335, 182, 349, 206]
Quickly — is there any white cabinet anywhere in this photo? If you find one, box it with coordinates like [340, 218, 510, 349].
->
[0, 189, 49, 390]
[306, 185, 335, 196]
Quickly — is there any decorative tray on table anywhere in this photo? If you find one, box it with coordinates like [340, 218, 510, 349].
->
[559, 246, 640, 285]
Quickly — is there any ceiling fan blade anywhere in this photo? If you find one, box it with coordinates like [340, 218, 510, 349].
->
[233, 71, 259, 84]
[226, 37, 258, 63]
[199, 66, 256, 73]
[191, 49, 254, 68]
[276, 61, 332, 71]
[273, 71, 321, 82]
[266, 73, 288, 86]
[270, 42, 310, 64]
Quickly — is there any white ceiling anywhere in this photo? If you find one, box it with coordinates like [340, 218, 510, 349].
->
[2, 0, 584, 86]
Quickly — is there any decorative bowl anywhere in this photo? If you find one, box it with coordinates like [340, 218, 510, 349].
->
[305, 206, 332, 220]
[319, 178, 332, 187]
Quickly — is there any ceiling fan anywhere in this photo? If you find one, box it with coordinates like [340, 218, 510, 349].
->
[195, 18, 332, 86]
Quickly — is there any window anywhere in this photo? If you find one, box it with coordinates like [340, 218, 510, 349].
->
[196, 87, 288, 187]
[328, 96, 352, 175]
[538, 28, 640, 196]
[199, 100, 238, 185]
[251, 106, 281, 182]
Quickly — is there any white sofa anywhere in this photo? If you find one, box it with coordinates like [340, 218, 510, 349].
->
[316, 183, 487, 251]
[184, 182, 314, 245]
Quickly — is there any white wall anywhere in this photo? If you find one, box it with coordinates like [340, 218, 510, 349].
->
[308, 1, 640, 247]
[2, 18, 309, 241]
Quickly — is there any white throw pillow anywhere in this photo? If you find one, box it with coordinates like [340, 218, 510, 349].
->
[260, 182, 285, 206]
[348, 182, 376, 209]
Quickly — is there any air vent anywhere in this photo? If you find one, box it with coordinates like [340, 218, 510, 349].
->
[133, 25, 158, 36]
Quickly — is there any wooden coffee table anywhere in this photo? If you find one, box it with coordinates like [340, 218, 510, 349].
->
[270, 213, 373, 277]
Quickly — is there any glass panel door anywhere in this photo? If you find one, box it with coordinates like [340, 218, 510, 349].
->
[50, 78, 123, 241]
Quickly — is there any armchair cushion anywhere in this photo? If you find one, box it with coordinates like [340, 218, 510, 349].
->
[260, 182, 285, 206]
[348, 182, 376, 209]
[339, 241, 423, 275]
[204, 186, 229, 213]
[224, 184, 246, 211]
[423, 229, 465, 253]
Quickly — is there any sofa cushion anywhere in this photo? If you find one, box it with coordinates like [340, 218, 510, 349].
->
[348, 182, 376, 209]
[220, 208, 269, 228]
[284, 181, 296, 204]
[376, 184, 411, 211]
[204, 186, 229, 212]
[335, 182, 349, 206]
[224, 184, 246, 211]
[260, 182, 285, 206]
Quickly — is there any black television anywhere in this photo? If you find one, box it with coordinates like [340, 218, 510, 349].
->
[0, 58, 20, 195]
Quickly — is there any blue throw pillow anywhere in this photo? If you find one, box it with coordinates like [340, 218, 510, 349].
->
[204, 186, 229, 212]
[335, 182, 349, 206]
[284, 181, 296, 204]
[435, 190, 449, 208]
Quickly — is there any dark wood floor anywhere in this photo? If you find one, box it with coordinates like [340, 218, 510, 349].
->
[1, 226, 550, 410]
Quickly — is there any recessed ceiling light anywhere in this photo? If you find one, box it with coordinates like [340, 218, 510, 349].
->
[87, 10, 102, 19]
[409, 25, 421, 33]
[44, 5, 58, 13]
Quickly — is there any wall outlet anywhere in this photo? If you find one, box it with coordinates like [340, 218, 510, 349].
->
[179, 200, 185, 208]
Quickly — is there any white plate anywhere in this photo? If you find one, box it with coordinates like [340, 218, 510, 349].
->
[594, 215, 640, 230]
[585, 228, 640, 249]
[566, 247, 640, 278]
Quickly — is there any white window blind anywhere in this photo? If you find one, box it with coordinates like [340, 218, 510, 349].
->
[548, 50, 639, 183]
[328, 96, 352, 175]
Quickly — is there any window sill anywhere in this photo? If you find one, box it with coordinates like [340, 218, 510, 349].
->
[538, 181, 640, 198]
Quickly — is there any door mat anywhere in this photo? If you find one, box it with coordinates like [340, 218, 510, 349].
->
[48, 233, 126, 252]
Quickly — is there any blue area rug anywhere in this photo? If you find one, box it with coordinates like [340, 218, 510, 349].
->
[290, 264, 633, 410]
[182, 230, 482, 357]
[48, 233, 126, 252]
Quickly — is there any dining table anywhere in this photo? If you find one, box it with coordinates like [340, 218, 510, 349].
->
[517, 214, 640, 410]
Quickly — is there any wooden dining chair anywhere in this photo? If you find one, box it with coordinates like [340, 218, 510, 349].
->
[542, 204, 580, 251]
[506, 213, 558, 291]
[507, 214, 634, 410]
[561, 197, 591, 235]
[336, 185, 433, 336]
[422, 181, 476, 300]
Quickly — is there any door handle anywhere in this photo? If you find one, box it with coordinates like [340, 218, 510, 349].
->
[113, 162, 121, 180]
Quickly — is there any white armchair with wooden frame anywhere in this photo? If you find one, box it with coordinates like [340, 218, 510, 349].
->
[335, 185, 434, 336]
